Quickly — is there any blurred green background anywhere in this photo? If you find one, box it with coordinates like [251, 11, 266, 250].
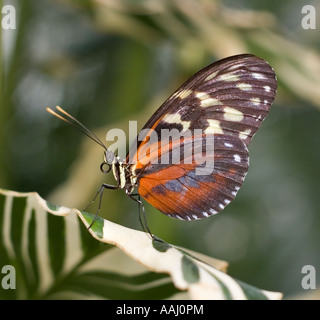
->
[1, 0, 320, 299]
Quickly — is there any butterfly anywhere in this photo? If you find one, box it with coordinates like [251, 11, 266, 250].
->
[47, 54, 277, 232]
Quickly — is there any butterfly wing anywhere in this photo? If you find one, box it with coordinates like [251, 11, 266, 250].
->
[126, 54, 277, 220]
[136, 133, 249, 220]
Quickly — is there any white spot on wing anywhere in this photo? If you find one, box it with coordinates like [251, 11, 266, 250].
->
[205, 119, 223, 134]
[234, 154, 241, 163]
[237, 83, 252, 91]
[202, 211, 209, 217]
[224, 107, 244, 122]
[256, 114, 263, 121]
[239, 129, 252, 140]
[250, 97, 261, 105]
[228, 63, 243, 70]
[264, 85, 271, 92]
[196, 92, 222, 108]
[162, 113, 191, 132]
[196, 91, 209, 100]
[252, 73, 266, 80]
[205, 70, 219, 81]
[209, 208, 217, 215]
[178, 89, 193, 99]
[224, 142, 233, 148]
[219, 73, 240, 82]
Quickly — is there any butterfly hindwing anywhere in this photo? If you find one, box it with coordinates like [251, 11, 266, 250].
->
[137, 134, 249, 220]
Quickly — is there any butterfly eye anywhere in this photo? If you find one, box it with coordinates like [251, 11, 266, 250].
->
[100, 162, 111, 174]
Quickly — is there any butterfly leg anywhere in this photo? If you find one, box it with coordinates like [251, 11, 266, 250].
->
[128, 194, 154, 239]
[86, 183, 119, 230]
[84, 183, 119, 211]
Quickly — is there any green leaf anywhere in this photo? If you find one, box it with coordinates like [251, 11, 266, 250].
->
[152, 236, 171, 252]
[0, 189, 282, 300]
[181, 256, 199, 283]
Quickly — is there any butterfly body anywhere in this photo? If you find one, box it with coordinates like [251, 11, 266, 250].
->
[110, 156, 137, 195]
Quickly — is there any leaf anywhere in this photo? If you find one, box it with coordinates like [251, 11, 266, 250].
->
[0, 189, 282, 300]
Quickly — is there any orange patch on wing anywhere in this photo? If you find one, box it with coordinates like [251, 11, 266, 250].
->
[137, 164, 240, 218]
[138, 181, 191, 217]
[143, 164, 193, 180]
[132, 136, 193, 171]
[138, 183, 177, 213]
[126, 117, 162, 164]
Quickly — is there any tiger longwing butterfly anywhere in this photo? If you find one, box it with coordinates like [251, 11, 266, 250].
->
[47, 54, 277, 230]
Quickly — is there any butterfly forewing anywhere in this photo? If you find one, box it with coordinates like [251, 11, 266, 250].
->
[126, 54, 277, 220]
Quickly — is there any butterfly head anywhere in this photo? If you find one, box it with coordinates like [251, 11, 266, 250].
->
[101, 149, 115, 171]
[100, 151, 127, 190]
[101, 151, 125, 188]
[100, 151, 113, 174]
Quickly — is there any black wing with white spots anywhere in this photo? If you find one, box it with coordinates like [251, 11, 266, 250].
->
[127, 54, 277, 220]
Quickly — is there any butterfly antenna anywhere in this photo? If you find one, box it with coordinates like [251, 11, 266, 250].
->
[46, 106, 108, 152]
